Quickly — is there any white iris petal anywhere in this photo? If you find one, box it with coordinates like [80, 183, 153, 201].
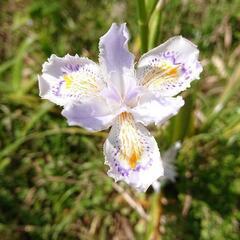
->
[38, 23, 202, 192]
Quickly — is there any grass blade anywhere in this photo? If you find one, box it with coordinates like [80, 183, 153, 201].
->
[11, 37, 35, 92]
[136, 0, 149, 53]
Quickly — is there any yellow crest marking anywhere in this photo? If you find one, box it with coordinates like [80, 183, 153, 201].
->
[167, 66, 178, 77]
[128, 151, 139, 169]
[62, 73, 100, 97]
[142, 63, 180, 89]
[63, 75, 73, 89]
[119, 112, 143, 169]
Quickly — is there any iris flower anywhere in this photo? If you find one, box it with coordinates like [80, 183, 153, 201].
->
[38, 23, 202, 192]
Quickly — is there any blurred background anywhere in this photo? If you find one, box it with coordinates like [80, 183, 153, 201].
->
[0, 0, 240, 239]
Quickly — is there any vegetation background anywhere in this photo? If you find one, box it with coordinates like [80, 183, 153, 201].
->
[0, 0, 240, 239]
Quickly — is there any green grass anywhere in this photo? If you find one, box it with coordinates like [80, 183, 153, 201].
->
[0, 0, 240, 239]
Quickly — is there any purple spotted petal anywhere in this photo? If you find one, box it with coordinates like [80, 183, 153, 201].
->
[137, 36, 202, 97]
[104, 112, 163, 192]
[38, 54, 104, 106]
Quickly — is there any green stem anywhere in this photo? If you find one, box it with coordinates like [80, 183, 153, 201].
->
[146, 0, 158, 20]
[146, 192, 162, 240]
[169, 80, 198, 145]
[136, 0, 149, 53]
[148, 0, 164, 49]
[171, 93, 195, 143]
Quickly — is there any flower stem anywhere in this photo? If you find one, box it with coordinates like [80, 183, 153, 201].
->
[170, 93, 195, 143]
[136, 0, 149, 53]
[146, 192, 162, 240]
[148, 0, 164, 49]
[146, 0, 159, 20]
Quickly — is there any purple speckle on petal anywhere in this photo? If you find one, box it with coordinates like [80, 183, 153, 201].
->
[61, 63, 80, 74]
[52, 81, 64, 96]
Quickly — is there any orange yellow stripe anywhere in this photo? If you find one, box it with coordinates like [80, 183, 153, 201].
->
[118, 112, 143, 169]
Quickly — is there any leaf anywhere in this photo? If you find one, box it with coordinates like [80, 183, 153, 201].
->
[11, 37, 36, 92]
